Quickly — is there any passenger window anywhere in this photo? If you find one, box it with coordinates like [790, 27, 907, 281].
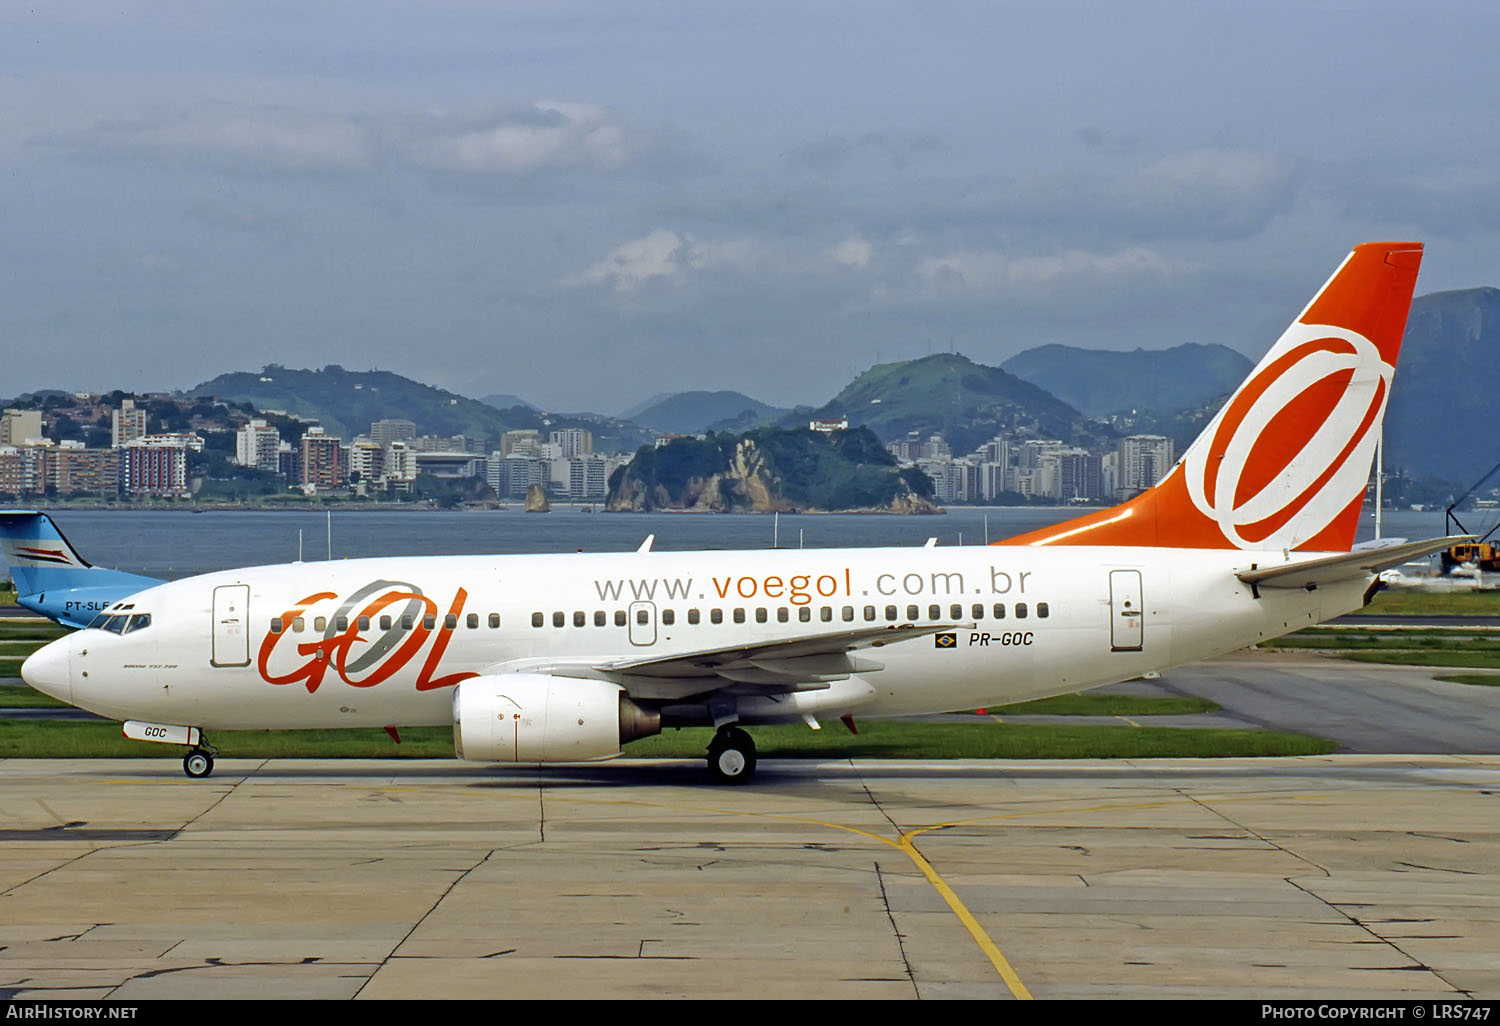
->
[972, 604, 984, 620]
[950, 604, 962, 620]
[314, 616, 328, 632]
[993, 604, 1005, 620]
[551, 612, 564, 628]
[1037, 602, 1050, 618]
[271, 617, 285, 634]
[532, 612, 544, 628]
[777, 608, 789, 623]
[841, 606, 854, 622]
[573, 611, 586, 627]
[401, 614, 414, 630]
[357, 616, 370, 631]
[688, 608, 701, 625]
[636, 609, 649, 625]
[755, 607, 767, 624]
[594, 610, 606, 627]
[293, 617, 305, 633]
[733, 608, 745, 624]
[928, 605, 940, 621]
[662, 609, 675, 625]
[820, 607, 833, 622]
[711, 609, 723, 624]
[424, 614, 437, 630]
[863, 605, 875, 621]
[489, 613, 501, 628]
[380, 615, 392, 631]
[885, 605, 897, 621]
[1015, 603, 1028, 619]
[615, 610, 627, 627]
[906, 604, 919, 621]
[466, 613, 479, 629]
[444, 614, 458, 630]
[798, 607, 811, 623]
[335, 616, 349, 632]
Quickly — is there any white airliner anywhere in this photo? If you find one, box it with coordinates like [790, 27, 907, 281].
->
[21, 242, 1458, 782]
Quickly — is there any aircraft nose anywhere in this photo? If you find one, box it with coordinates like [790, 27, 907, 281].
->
[21, 636, 72, 704]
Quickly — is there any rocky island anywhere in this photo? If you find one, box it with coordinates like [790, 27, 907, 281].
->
[606, 427, 939, 514]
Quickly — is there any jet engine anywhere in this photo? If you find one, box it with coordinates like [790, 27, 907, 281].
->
[452, 674, 660, 763]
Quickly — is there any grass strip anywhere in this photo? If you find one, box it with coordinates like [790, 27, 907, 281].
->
[1336, 651, 1500, 668]
[1264, 634, 1500, 651]
[0, 718, 1337, 761]
[0, 686, 69, 709]
[987, 694, 1218, 716]
[1364, 590, 1500, 616]
[1433, 674, 1500, 687]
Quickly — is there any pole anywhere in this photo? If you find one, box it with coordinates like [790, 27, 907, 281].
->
[1375, 432, 1383, 540]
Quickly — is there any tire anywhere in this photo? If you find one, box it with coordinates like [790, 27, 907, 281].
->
[707, 730, 757, 784]
[183, 750, 214, 779]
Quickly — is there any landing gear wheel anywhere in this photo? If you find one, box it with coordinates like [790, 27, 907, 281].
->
[707, 727, 757, 784]
[183, 749, 215, 779]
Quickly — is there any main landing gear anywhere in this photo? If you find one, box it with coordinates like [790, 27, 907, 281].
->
[707, 726, 757, 784]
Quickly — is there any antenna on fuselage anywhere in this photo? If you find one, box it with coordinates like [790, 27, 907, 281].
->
[637, 535, 654, 554]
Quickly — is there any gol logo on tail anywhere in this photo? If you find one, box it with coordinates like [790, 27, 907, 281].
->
[1182, 324, 1391, 550]
[256, 579, 480, 693]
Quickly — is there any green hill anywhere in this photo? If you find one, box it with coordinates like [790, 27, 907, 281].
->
[185, 365, 652, 453]
[1001, 342, 1252, 417]
[795, 353, 1113, 455]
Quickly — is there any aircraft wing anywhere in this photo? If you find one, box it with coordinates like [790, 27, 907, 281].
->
[1236, 536, 1466, 590]
[478, 621, 962, 692]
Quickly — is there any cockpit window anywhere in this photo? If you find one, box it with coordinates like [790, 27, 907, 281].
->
[125, 614, 152, 634]
[101, 616, 128, 635]
[88, 612, 111, 629]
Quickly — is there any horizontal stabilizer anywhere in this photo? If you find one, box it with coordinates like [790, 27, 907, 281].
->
[1236, 536, 1467, 590]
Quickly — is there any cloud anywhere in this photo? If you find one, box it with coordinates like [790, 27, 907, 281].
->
[788, 132, 943, 175]
[413, 101, 626, 175]
[831, 235, 873, 268]
[572, 229, 771, 291]
[917, 246, 1180, 290]
[33, 108, 373, 174]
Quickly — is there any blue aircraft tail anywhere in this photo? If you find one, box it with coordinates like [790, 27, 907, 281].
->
[0, 510, 160, 628]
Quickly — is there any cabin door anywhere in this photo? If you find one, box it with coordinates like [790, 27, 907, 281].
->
[1109, 570, 1144, 652]
[212, 584, 251, 667]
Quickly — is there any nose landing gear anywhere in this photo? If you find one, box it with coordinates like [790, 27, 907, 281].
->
[183, 745, 217, 779]
[707, 726, 757, 784]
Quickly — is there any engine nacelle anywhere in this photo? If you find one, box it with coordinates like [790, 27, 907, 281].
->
[452, 674, 660, 763]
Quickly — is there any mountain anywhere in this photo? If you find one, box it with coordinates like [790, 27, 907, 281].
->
[794, 353, 1113, 455]
[1001, 342, 1253, 417]
[1384, 287, 1500, 486]
[185, 365, 654, 452]
[186, 365, 536, 443]
[478, 393, 537, 412]
[624, 390, 788, 435]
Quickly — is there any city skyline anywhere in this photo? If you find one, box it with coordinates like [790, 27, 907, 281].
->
[4, 4, 1499, 413]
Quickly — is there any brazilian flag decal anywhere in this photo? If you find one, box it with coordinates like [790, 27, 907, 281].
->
[934, 632, 957, 649]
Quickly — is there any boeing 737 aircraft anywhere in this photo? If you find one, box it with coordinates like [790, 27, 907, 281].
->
[21, 242, 1459, 782]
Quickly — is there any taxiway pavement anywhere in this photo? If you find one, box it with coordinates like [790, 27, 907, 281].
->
[2, 753, 1498, 1000]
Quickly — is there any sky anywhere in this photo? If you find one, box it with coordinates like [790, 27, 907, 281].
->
[3, 1, 1498, 415]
